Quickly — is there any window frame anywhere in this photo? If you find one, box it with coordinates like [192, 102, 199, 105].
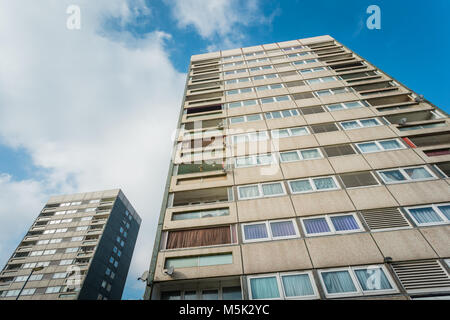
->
[300, 212, 364, 237]
[260, 95, 291, 105]
[288, 176, 340, 194]
[264, 108, 299, 120]
[339, 118, 382, 131]
[404, 203, 450, 227]
[355, 138, 406, 154]
[237, 181, 287, 200]
[377, 165, 437, 184]
[279, 148, 323, 163]
[326, 101, 364, 112]
[234, 153, 277, 169]
[241, 218, 300, 243]
[229, 113, 263, 125]
[270, 126, 310, 139]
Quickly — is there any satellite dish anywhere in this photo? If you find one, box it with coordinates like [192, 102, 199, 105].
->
[164, 266, 175, 276]
[138, 270, 149, 281]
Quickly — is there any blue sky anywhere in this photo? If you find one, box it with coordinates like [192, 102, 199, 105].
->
[0, 0, 449, 300]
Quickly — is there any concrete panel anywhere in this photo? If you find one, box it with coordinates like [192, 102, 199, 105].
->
[387, 180, 450, 206]
[291, 190, 355, 216]
[329, 154, 372, 173]
[237, 196, 296, 222]
[420, 226, 450, 258]
[281, 159, 334, 180]
[363, 149, 425, 170]
[347, 186, 398, 210]
[345, 126, 397, 143]
[234, 165, 284, 185]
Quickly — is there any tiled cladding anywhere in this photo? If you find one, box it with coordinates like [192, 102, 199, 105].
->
[149, 35, 450, 300]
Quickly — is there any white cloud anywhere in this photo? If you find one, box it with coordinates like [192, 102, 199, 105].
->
[166, 0, 276, 50]
[0, 0, 186, 298]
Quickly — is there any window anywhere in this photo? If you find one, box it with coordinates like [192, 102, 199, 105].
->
[15, 274, 43, 282]
[287, 52, 311, 58]
[377, 166, 436, 184]
[306, 76, 338, 85]
[398, 122, 447, 131]
[242, 219, 299, 243]
[224, 68, 247, 75]
[282, 45, 304, 51]
[301, 213, 363, 236]
[52, 273, 67, 279]
[292, 59, 318, 66]
[231, 131, 269, 144]
[43, 229, 56, 234]
[315, 87, 350, 97]
[45, 286, 61, 294]
[339, 172, 380, 188]
[71, 236, 83, 242]
[222, 54, 242, 61]
[405, 204, 450, 226]
[76, 226, 88, 231]
[292, 92, 315, 100]
[165, 226, 234, 249]
[250, 65, 273, 72]
[289, 176, 339, 194]
[279, 148, 322, 162]
[271, 126, 309, 138]
[225, 77, 250, 85]
[260, 95, 290, 104]
[248, 272, 318, 300]
[49, 220, 61, 225]
[256, 84, 284, 91]
[60, 202, 71, 207]
[55, 228, 67, 233]
[226, 87, 254, 95]
[319, 265, 396, 298]
[21, 288, 36, 296]
[55, 211, 66, 215]
[356, 139, 405, 153]
[237, 182, 286, 200]
[30, 250, 43, 256]
[65, 247, 78, 253]
[265, 109, 299, 120]
[37, 240, 50, 245]
[172, 208, 230, 221]
[43, 249, 56, 255]
[326, 101, 364, 111]
[253, 74, 278, 81]
[310, 123, 339, 134]
[323, 144, 356, 157]
[71, 201, 82, 206]
[235, 154, 276, 168]
[223, 61, 244, 67]
[245, 51, 264, 57]
[299, 67, 327, 74]
[229, 114, 262, 124]
[434, 162, 450, 178]
[340, 118, 382, 130]
[247, 58, 269, 64]
[165, 253, 233, 269]
[59, 260, 73, 266]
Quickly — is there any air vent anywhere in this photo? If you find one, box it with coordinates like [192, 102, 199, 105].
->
[360, 207, 410, 231]
[391, 260, 450, 294]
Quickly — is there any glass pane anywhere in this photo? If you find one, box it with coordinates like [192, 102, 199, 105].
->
[272, 129, 289, 138]
[262, 183, 284, 196]
[243, 100, 257, 106]
[244, 223, 268, 240]
[437, 205, 450, 220]
[330, 215, 359, 231]
[301, 149, 321, 160]
[247, 114, 261, 122]
[250, 277, 280, 299]
[408, 207, 443, 224]
[344, 102, 362, 109]
[282, 274, 314, 297]
[360, 119, 379, 127]
[281, 110, 292, 117]
[199, 254, 232, 267]
[270, 221, 296, 237]
[161, 291, 181, 300]
[379, 169, 407, 182]
[289, 180, 313, 193]
[290, 127, 308, 136]
[341, 121, 360, 130]
[165, 257, 198, 269]
[222, 287, 242, 300]
[313, 177, 337, 190]
[379, 140, 402, 150]
[184, 291, 197, 300]
[261, 98, 274, 104]
[358, 142, 380, 153]
[271, 111, 282, 119]
[236, 156, 255, 167]
[280, 151, 300, 162]
[303, 218, 330, 234]
[202, 289, 219, 300]
[321, 271, 357, 294]
[316, 90, 331, 97]
[404, 167, 433, 180]
[240, 88, 252, 93]
[257, 154, 273, 165]
[239, 185, 260, 199]
[327, 104, 343, 111]
[230, 117, 245, 124]
[354, 268, 392, 291]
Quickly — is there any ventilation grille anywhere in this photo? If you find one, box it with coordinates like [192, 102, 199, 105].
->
[391, 260, 450, 294]
[360, 207, 410, 231]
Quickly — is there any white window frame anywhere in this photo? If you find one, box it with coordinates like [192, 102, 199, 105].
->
[226, 87, 254, 95]
[247, 57, 269, 64]
[404, 203, 450, 227]
[299, 67, 327, 74]
[249, 65, 274, 72]
[225, 77, 251, 85]
[301, 212, 364, 237]
[340, 118, 382, 130]
[292, 59, 318, 66]
[231, 131, 269, 144]
[229, 114, 263, 125]
[264, 109, 299, 120]
[315, 87, 351, 97]
[287, 52, 311, 58]
[282, 46, 304, 51]
[227, 99, 259, 109]
[271, 126, 310, 139]
[237, 181, 287, 200]
[255, 83, 284, 91]
[253, 73, 279, 81]
[234, 153, 276, 168]
[288, 176, 340, 194]
[377, 165, 437, 184]
[248, 271, 319, 300]
[224, 68, 247, 75]
[245, 51, 265, 57]
[279, 148, 323, 163]
[241, 219, 300, 243]
[306, 76, 338, 85]
[319, 265, 398, 298]
[355, 138, 406, 154]
[326, 101, 364, 112]
[260, 95, 291, 105]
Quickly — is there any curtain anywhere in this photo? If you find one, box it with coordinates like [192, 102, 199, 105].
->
[290, 180, 312, 193]
[166, 226, 231, 249]
[281, 274, 314, 297]
[408, 207, 442, 224]
[250, 277, 280, 299]
[239, 185, 260, 199]
[313, 177, 336, 190]
[330, 215, 359, 231]
[358, 142, 380, 153]
[301, 149, 320, 160]
[321, 271, 357, 294]
[262, 183, 284, 196]
[244, 223, 268, 240]
[270, 221, 296, 237]
[354, 268, 392, 291]
[281, 152, 300, 162]
[303, 218, 330, 234]
[437, 205, 450, 220]
[199, 253, 232, 267]
[404, 167, 432, 180]
[380, 170, 406, 182]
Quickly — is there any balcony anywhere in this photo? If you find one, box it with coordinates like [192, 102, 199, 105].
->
[170, 187, 231, 207]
